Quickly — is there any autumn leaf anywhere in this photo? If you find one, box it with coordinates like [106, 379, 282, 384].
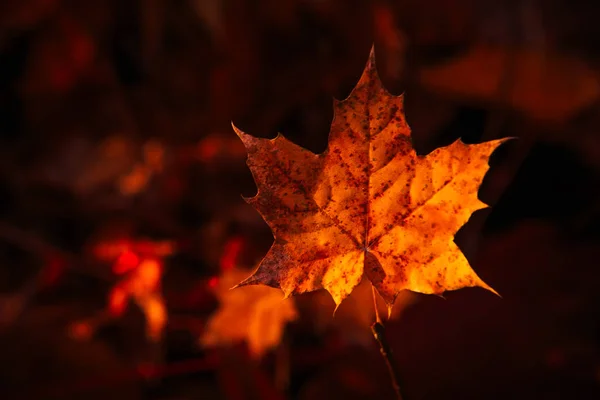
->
[201, 267, 297, 358]
[233, 47, 508, 311]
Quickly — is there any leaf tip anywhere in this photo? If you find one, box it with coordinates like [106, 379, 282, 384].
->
[364, 43, 378, 80]
[386, 303, 393, 320]
[332, 302, 341, 318]
[231, 121, 243, 136]
[241, 194, 256, 205]
[368, 43, 376, 64]
[501, 136, 519, 143]
[482, 135, 517, 156]
[478, 278, 501, 298]
[231, 122, 255, 148]
[231, 273, 258, 290]
[488, 286, 502, 298]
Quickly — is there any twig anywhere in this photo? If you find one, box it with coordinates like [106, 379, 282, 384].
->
[0, 221, 111, 326]
[371, 285, 405, 400]
[0, 221, 111, 282]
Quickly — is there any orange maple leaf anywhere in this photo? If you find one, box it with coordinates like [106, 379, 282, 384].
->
[201, 267, 297, 358]
[233, 47, 508, 312]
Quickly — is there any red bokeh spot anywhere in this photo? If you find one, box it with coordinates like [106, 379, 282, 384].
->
[197, 137, 220, 162]
[108, 287, 128, 316]
[113, 250, 140, 274]
[208, 276, 219, 289]
[219, 236, 245, 271]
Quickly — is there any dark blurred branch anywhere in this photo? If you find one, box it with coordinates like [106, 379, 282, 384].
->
[0, 221, 112, 281]
[0, 221, 68, 260]
[0, 221, 110, 326]
[372, 321, 405, 400]
[371, 285, 405, 400]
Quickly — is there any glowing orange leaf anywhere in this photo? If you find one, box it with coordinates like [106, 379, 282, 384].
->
[234, 48, 508, 311]
[201, 268, 297, 358]
[70, 238, 172, 342]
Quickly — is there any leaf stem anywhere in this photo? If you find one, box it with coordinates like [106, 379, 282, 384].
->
[372, 284, 382, 324]
[371, 285, 405, 400]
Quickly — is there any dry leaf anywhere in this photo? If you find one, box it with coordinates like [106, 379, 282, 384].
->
[234, 47, 508, 312]
[201, 268, 297, 358]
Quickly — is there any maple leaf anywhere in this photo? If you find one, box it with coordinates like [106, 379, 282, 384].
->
[201, 267, 297, 358]
[233, 47, 508, 310]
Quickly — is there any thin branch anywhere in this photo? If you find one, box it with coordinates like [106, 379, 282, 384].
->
[0, 222, 110, 326]
[371, 284, 405, 400]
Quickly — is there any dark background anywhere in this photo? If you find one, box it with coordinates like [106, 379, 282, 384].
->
[0, 0, 599, 399]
